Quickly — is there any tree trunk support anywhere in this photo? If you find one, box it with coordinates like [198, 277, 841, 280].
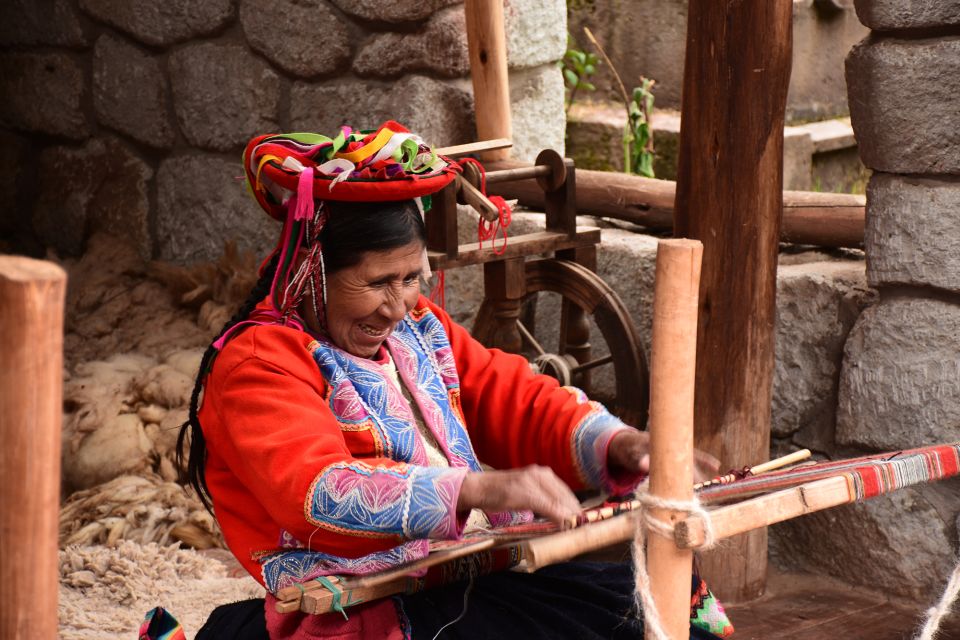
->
[672, 0, 793, 603]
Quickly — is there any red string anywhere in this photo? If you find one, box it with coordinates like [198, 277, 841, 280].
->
[429, 270, 446, 309]
[459, 158, 512, 255]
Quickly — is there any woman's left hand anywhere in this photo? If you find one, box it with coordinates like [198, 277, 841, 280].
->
[607, 429, 720, 485]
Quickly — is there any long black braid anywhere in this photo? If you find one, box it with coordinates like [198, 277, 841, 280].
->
[176, 252, 280, 512]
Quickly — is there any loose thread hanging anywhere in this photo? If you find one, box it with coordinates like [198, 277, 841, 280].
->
[429, 270, 446, 309]
[459, 157, 512, 255]
[629, 483, 717, 640]
[916, 557, 960, 640]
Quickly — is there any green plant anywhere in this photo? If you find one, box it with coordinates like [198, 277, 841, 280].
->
[561, 46, 598, 116]
[582, 27, 656, 178]
[625, 79, 656, 178]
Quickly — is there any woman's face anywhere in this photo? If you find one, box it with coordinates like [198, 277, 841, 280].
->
[314, 240, 425, 358]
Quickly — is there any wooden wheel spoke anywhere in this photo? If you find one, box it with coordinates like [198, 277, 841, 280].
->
[515, 319, 546, 356]
[472, 258, 649, 426]
[570, 354, 614, 374]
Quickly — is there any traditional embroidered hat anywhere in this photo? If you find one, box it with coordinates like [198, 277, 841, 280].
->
[214, 121, 466, 348]
[243, 120, 460, 221]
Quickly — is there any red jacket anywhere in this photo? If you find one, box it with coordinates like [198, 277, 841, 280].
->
[199, 296, 636, 590]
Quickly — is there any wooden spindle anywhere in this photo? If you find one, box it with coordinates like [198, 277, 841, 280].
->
[644, 239, 703, 639]
[0, 256, 67, 640]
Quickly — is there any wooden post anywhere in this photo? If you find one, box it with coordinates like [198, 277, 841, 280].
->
[464, 0, 512, 161]
[0, 256, 67, 640]
[672, 0, 793, 602]
[645, 239, 702, 640]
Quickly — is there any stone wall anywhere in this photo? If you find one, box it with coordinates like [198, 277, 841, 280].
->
[770, 0, 960, 600]
[0, 0, 567, 263]
[568, 0, 868, 123]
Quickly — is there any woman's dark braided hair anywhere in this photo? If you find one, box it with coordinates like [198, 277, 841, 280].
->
[176, 199, 426, 512]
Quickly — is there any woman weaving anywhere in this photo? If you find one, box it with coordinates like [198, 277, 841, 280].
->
[178, 121, 727, 639]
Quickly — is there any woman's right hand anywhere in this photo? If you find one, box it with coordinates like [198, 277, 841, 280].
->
[457, 466, 582, 524]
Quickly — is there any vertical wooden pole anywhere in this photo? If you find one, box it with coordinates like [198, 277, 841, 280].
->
[0, 256, 67, 640]
[464, 0, 512, 161]
[672, 0, 793, 602]
[645, 239, 702, 640]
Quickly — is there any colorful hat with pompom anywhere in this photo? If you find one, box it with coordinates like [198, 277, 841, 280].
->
[243, 120, 460, 221]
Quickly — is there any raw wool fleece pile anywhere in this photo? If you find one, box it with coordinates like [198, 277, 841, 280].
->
[59, 541, 265, 640]
[60, 474, 224, 550]
[55, 233, 264, 636]
[59, 232, 261, 521]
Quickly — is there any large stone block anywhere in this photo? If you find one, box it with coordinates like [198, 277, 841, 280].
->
[847, 37, 960, 174]
[854, 0, 960, 31]
[788, 0, 868, 123]
[1, 0, 89, 47]
[156, 154, 277, 264]
[509, 64, 565, 161]
[240, 0, 351, 78]
[505, 0, 566, 69]
[865, 174, 960, 294]
[0, 53, 88, 140]
[837, 298, 960, 451]
[290, 75, 474, 147]
[770, 479, 960, 600]
[93, 34, 175, 149]
[329, 0, 458, 23]
[772, 261, 869, 448]
[79, 0, 235, 47]
[353, 7, 468, 79]
[169, 43, 281, 152]
[569, 0, 865, 121]
[33, 138, 153, 258]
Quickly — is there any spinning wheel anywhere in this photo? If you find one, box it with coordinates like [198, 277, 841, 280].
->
[426, 147, 649, 428]
[471, 258, 648, 427]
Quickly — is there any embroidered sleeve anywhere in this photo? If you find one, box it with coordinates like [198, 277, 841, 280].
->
[567, 394, 640, 494]
[307, 461, 468, 539]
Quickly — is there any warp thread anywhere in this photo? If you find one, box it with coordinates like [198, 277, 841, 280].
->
[916, 556, 960, 640]
[629, 482, 717, 640]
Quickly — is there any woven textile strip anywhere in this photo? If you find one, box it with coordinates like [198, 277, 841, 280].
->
[700, 443, 960, 503]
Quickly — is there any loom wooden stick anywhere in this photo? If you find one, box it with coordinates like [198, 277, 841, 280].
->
[645, 239, 703, 640]
[522, 511, 639, 571]
[675, 475, 852, 549]
[274, 537, 498, 608]
[436, 138, 512, 158]
[0, 256, 67, 640]
[693, 448, 812, 490]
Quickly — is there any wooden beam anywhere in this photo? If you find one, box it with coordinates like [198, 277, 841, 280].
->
[671, 0, 794, 603]
[645, 239, 703, 639]
[675, 476, 852, 549]
[436, 138, 513, 158]
[464, 0, 511, 162]
[0, 256, 67, 640]
[485, 162, 865, 249]
[426, 228, 601, 271]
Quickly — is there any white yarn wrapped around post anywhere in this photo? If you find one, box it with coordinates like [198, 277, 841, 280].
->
[640, 239, 704, 640]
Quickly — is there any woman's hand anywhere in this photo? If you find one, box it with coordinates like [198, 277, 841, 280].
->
[607, 429, 721, 485]
[457, 466, 581, 524]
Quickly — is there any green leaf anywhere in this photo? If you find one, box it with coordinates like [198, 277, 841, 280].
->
[581, 82, 596, 92]
[563, 68, 579, 86]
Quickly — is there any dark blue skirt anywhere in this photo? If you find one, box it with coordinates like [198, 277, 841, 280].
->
[196, 562, 724, 639]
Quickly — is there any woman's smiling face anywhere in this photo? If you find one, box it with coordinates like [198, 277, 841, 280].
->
[316, 240, 424, 358]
